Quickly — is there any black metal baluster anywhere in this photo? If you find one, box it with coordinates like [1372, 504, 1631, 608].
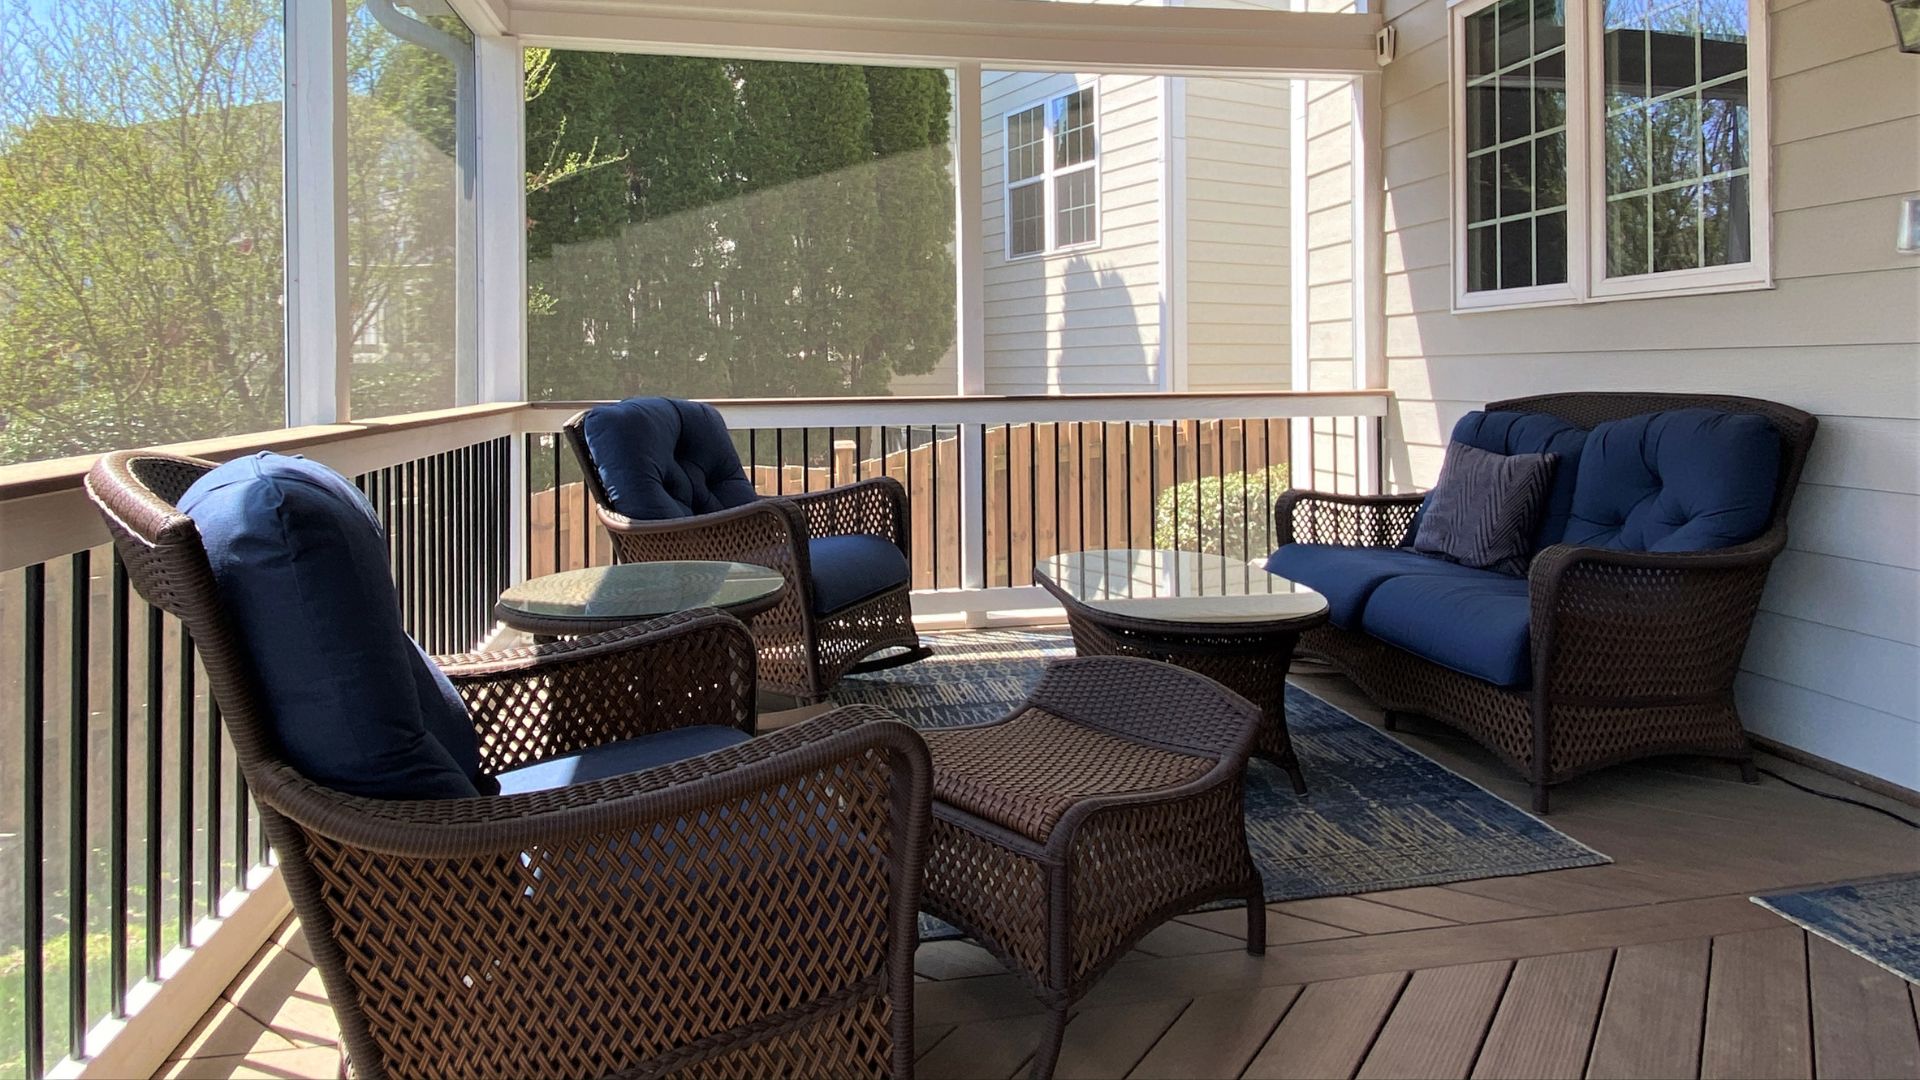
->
[1217, 420, 1227, 555]
[1028, 422, 1037, 580]
[828, 426, 838, 487]
[929, 427, 939, 588]
[1241, 419, 1252, 561]
[548, 438, 561, 576]
[1077, 422, 1087, 555]
[1124, 422, 1135, 547]
[1171, 420, 1181, 550]
[23, 563, 47, 1080]
[205, 697, 220, 912]
[68, 550, 90, 1060]
[176, 631, 194, 947]
[109, 557, 129, 1019]
[143, 606, 162, 980]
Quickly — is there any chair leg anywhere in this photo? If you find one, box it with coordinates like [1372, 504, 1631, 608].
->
[1029, 1004, 1069, 1080]
[1244, 881, 1267, 956]
[1382, 709, 1407, 732]
[1740, 758, 1760, 784]
[1531, 783, 1550, 814]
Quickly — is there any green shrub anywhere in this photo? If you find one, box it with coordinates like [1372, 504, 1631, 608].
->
[1151, 463, 1290, 563]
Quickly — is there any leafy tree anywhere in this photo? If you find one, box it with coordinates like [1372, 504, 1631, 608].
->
[525, 53, 956, 401]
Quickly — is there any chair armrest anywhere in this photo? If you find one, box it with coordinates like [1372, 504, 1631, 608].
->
[1273, 488, 1426, 548]
[593, 498, 806, 578]
[784, 476, 909, 549]
[435, 609, 757, 775]
[261, 706, 931, 1079]
[1527, 535, 1782, 701]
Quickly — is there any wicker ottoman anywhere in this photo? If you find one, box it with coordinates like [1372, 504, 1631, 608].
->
[918, 656, 1266, 1080]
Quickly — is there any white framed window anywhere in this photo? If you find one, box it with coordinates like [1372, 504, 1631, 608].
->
[1450, 0, 1769, 311]
[1004, 85, 1101, 259]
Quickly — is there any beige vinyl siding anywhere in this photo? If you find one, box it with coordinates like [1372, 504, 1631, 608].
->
[983, 72, 1165, 394]
[1378, 0, 1920, 787]
[1181, 76, 1294, 392]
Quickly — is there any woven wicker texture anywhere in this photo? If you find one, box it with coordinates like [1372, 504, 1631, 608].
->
[84, 450, 934, 1080]
[917, 656, 1263, 1080]
[1277, 391, 1816, 812]
[926, 708, 1212, 842]
[566, 415, 925, 702]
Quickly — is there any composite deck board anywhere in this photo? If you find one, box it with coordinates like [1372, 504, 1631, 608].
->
[1358, 885, 1547, 924]
[1470, 948, 1614, 1080]
[1585, 936, 1711, 1080]
[1806, 935, 1920, 1080]
[916, 1012, 1051, 1080]
[1242, 971, 1408, 1080]
[916, 940, 1016, 982]
[1127, 985, 1303, 1080]
[1356, 959, 1512, 1080]
[1134, 918, 1253, 957]
[1177, 906, 1360, 945]
[1052, 999, 1189, 1080]
[1701, 927, 1813, 1080]
[1270, 896, 1457, 934]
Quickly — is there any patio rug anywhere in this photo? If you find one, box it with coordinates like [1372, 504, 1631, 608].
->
[1754, 874, 1920, 984]
[832, 628, 1609, 939]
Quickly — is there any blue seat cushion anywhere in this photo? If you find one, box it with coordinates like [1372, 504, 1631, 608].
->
[808, 535, 911, 615]
[1429, 410, 1590, 551]
[494, 725, 752, 795]
[1362, 572, 1534, 688]
[1265, 543, 1499, 630]
[581, 397, 760, 521]
[1563, 409, 1781, 552]
[180, 453, 492, 800]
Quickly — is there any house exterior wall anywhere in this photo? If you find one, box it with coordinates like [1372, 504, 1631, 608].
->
[982, 71, 1167, 394]
[1378, 0, 1920, 787]
[1180, 76, 1294, 392]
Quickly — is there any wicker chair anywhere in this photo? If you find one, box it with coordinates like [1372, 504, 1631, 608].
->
[565, 399, 929, 702]
[1275, 392, 1817, 812]
[84, 449, 933, 1080]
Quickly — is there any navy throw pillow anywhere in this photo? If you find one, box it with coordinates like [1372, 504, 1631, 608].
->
[1412, 441, 1558, 576]
[179, 453, 493, 799]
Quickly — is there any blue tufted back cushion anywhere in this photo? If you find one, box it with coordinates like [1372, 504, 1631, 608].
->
[1416, 410, 1589, 551]
[581, 397, 761, 520]
[179, 453, 493, 800]
[1562, 409, 1781, 552]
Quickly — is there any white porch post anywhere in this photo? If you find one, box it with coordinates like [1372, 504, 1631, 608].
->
[954, 63, 989, 606]
[284, 0, 351, 427]
[1350, 67, 1386, 495]
[474, 34, 530, 583]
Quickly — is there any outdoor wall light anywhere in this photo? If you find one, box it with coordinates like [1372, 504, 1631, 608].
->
[1889, 0, 1920, 53]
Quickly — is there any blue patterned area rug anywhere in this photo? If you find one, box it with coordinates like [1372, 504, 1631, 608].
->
[834, 628, 1608, 938]
[1755, 875, 1920, 984]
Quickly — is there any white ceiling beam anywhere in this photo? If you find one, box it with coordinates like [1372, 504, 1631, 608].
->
[504, 0, 1381, 76]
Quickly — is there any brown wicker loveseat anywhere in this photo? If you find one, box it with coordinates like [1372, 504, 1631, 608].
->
[85, 449, 932, 1079]
[1273, 392, 1816, 812]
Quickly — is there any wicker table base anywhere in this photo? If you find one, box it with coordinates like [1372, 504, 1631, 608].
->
[919, 657, 1265, 1080]
[1035, 551, 1330, 795]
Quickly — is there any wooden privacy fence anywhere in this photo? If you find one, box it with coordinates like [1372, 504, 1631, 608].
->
[528, 417, 1296, 589]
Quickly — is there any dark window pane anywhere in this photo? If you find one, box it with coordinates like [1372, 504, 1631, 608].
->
[1468, 154, 1499, 223]
[1604, 27, 1650, 110]
[1608, 195, 1651, 277]
[1534, 51, 1567, 129]
[1648, 94, 1701, 188]
[1702, 77, 1748, 173]
[1606, 108, 1650, 194]
[1536, 131, 1567, 209]
[1499, 217, 1535, 289]
[1467, 84, 1498, 151]
[1651, 185, 1702, 272]
[1536, 210, 1569, 284]
[1497, 0, 1531, 70]
[1532, 0, 1567, 51]
[1498, 75, 1533, 143]
[1466, 8, 1498, 78]
[1467, 225, 1499, 292]
[1702, 174, 1751, 265]
[1499, 142, 1534, 216]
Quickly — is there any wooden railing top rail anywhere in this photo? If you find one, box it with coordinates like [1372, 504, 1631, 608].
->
[523, 389, 1392, 429]
[0, 402, 526, 503]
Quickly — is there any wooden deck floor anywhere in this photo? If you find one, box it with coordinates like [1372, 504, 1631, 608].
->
[159, 670, 1920, 1080]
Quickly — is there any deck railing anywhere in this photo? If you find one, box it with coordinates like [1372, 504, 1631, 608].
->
[0, 389, 1386, 1078]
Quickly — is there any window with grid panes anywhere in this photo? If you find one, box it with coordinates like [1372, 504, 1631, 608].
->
[1450, 0, 1766, 308]
[1003, 86, 1100, 257]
